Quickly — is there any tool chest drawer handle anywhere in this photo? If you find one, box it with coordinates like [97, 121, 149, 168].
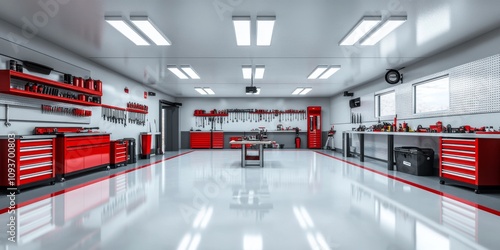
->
[442, 143, 475, 148]
[20, 146, 53, 152]
[20, 153, 53, 161]
[20, 170, 53, 180]
[442, 149, 475, 155]
[442, 154, 475, 162]
[442, 161, 476, 171]
[20, 161, 53, 171]
[20, 139, 53, 143]
[442, 138, 476, 142]
[442, 170, 475, 180]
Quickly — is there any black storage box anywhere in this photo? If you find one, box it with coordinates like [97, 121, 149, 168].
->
[394, 147, 434, 176]
[123, 138, 136, 164]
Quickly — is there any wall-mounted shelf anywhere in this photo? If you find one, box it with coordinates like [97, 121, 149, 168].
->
[102, 104, 126, 111]
[0, 70, 102, 107]
[127, 108, 148, 114]
[3, 88, 102, 106]
[194, 113, 228, 117]
[1, 70, 102, 96]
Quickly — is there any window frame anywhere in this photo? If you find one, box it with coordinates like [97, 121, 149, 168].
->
[413, 75, 450, 114]
[374, 90, 396, 118]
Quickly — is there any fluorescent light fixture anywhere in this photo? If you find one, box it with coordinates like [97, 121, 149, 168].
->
[105, 16, 150, 46]
[339, 16, 382, 45]
[180, 65, 200, 79]
[292, 88, 305, 95]
[168, 66, 189, 79]
[299, 87, 312, 95]
[130, 16, 171, 45]
[254, 65, 265, 79]
[203, 87, 215, 95]
[360, 16, 407, 45]
[194, 87, 207, 95]
[242, 65, 252, 79]
[233, 16, 251, 46]
[257, 16, 275, 46]
[308, 65, 328, 79]
[319, 65, 341, 79]
[246, 87, 261, 95]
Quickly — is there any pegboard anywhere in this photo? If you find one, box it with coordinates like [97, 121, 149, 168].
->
[377, 53, 500, 120]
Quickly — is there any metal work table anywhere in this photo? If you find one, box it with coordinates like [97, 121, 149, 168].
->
[342, 131, 500, 170]
[229, 140, 273, 167]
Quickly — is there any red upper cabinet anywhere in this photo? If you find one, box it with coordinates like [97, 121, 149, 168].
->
[307, 106, 322, 149]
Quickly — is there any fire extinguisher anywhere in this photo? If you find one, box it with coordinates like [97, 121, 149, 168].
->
[295, 127, 301, 148]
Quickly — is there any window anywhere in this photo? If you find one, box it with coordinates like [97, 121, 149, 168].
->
[414, 75, 450, 113]
[375, 91, 396, 117]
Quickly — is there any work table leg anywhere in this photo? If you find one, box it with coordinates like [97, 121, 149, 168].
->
[387, 135, 394, 170]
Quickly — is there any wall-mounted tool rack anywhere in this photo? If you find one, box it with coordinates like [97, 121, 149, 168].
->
[127, 102, 148, 126]
[101, 104, 127, 126]
[0, 70, 102, 107]
[193, 109, 306, 123]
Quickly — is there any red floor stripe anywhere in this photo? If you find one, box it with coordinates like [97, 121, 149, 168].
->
[315, 151, 500, 217]
[0, 151, 194, 214]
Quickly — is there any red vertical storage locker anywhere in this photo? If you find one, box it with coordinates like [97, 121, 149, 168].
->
[212, 131, 224, 149]
[307, 106, 322, 149]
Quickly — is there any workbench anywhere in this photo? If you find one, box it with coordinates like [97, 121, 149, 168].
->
[230, 140, 273, 167]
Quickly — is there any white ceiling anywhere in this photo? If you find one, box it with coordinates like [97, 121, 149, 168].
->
[1, 0, 500, 97]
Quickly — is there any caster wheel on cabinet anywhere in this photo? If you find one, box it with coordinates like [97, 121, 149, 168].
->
[474, 189, 480, 194]
[50, 181, 55, 185]
[439, 180, 445, 185]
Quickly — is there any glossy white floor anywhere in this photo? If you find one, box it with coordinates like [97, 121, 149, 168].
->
[1, 149, 500, 250]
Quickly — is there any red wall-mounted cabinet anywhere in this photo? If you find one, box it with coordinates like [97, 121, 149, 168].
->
[307, 106, 322, 149]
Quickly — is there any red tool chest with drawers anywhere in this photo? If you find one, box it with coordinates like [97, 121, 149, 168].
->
[55, 133, 110, 181]
[0, 135, 56, 192]
[110, 140, 128, 167]
[212, 131, 224, 149]
[439, 137, 500, 193]
[190, 132, 211, 149]
[307, 106, 322, 149]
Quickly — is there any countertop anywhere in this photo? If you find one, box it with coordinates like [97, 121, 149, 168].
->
[190, 130, 306, 133]
[344, 131, 500, 139]
[0, 134, 57, 139]
[229, 140, 274, 144]
[56, 132, 111, 137]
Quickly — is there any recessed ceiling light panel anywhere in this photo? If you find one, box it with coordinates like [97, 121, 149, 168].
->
[242, 65, 252, 79]
[203, 87, 215, 95]
[360, 16, 407, 45]
[254, 65, 265, 79]
[168, 66, 189, 79]
[319, 66, 341, 79]
[308, 65, 328, 79]
[257, 16, 276, 46]
[339, 16, 382, 46]
[299, 88, 312, 95]
[292, 88, 305, 95]
[180, 65, 200, 79]
[130, 16, 171, 45]
[233, 16, 251, 46]
[105, 16, 150, 46]
[194, 87, 207, 95]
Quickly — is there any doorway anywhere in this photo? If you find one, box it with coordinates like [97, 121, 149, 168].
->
[160, 100, 180, 151]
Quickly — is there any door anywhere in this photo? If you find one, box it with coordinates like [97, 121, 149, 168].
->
[160, 101, 180, 151]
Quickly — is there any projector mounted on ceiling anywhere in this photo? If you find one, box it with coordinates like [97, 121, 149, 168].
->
[246, 86, 257, 94]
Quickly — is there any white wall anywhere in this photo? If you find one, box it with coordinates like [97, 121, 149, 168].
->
[0, 18, 175, 153]
[330, 26, 500, 159]
[177, 97, 331, 132]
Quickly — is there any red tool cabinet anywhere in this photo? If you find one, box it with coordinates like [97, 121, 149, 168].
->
[55, 133, 110, 181]
[110, 140, 128, 167]
[0, 135, 56, 192]
[212, 131, 224, 149]
[439, 137, 500, 193]
[307, 106, 322, 149]
[190, 132, 211, 148]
